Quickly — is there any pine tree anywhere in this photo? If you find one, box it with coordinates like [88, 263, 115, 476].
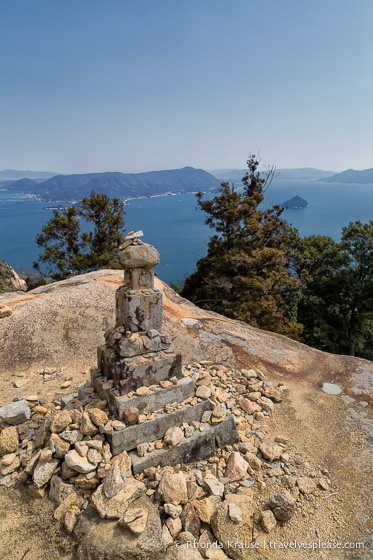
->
[34, 191, 126, 280]
[182, 155, 301, 337]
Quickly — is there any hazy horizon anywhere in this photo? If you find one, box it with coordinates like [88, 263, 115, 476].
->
[1, 1, 372, 175]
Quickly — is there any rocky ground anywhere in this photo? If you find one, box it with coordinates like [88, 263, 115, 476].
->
[0, 361, 369, 560]
[0, 271, 372, 559]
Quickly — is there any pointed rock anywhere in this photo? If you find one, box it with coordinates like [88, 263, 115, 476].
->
[102, 463, 126, 498]
[92, 477, 145, 519]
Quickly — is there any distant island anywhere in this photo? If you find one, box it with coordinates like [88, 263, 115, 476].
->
[4, 167, 220, 203]
[318, 168, 373, 184]
[282, 195, 309, 208]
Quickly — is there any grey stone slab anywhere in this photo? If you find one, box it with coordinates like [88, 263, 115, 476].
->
[115, 287, 162, 332]
[0, 400, 31, 425]
[130, 427, 216, 474]
[214, 413, 240, 448]
[107, 400, 211, 455]
[98, 347, 182, 394]
[113, 377, 195, 418]
[104, 328, 171, 358]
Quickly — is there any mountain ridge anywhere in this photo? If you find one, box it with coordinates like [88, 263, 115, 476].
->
[210, 167, 335, 182]
[318, 167, 373, 184]
[7, 167, 220, 202]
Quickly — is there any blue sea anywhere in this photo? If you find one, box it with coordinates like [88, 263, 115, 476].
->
[0, 180, 372, 284]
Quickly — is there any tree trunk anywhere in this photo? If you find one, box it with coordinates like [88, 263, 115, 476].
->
[348, 306, 356, 356]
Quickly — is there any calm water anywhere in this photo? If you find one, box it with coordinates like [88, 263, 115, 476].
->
[0, 180, 372, 284]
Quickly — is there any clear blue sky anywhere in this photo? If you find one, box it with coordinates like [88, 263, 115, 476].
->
[0, 0, 372, 173]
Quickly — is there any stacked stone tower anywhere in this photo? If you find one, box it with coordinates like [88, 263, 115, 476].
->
[94, 233, 239, 472]
[97, 231, 182, 394]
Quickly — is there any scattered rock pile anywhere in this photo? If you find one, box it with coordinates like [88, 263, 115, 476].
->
[0, 361, 333, 559]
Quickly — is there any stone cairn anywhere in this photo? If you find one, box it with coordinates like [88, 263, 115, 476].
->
[94, 232, 239, 472]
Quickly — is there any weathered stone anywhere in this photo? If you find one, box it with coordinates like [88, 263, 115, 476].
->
[99, 346, 182, 394]
[164, 426, 184, 447]
[26, 484, 45, 498]
[0, 400, 31, 425]
[225, 452, 249, 482]
[108, 400, 211, 455]
[87, 448, 102, 465]
[87, 439, 103, 450]
[33, 458, 59, 488]
[1, 455, 20, 475]
[274, 435, 289, 445]
[102, 463, 126, 498]
[54, 491, 77, 521]
[1, 453, 17, 467]
[264, 387, 283, 402]
[195, 373, 212, 387]
[109, 450, 131, 475]
[49, 475, 75, 504]
[239, 398, 261, 415]
[166, 516, 182, 537]
[164, 503, 183, 518]
[0, 426, 19, 457]
[137, 442, 149, 457]
[49, 433, 70, 458]
[118, 507, 148, 535]
[88, 408, 108, 427]
[228, 502, 243, 523]
[60, 430, 83, 445]
[321, 383, 342, 395]
[33, 405, 48, 415]
[269, 491, 296, 521]
[130, 427, 216, 474]
[261, 510, 277, 532]
[259, 442, 283, 460]
[75, 442, 89, 457]
[75, 474, 101, 490]
[215, 413, 239, 448]
[297, 476, 317, 494]
[181, 502, 201, 537]
[39, 448, 53, 463]
[118, 243, 160, 269]
[115, 287, 163, 332]
[64, 509, 78, 534]
[211, 406, 226, 423]
[24, 450, 41, 475]
[80, 412, 99, 436]
[74, 495, 165, 560]
[162, 524, 174, 547]
[116, 331, 171, 357]
[245, 453, 262, 471]
[257, 396, 274, 413]
[65, 449, 97, 474]
[92, 477, 146, 519]
[50, 410, 72, 433]
[123, 406, 139, 426]
[210, 498, 253, 560]
[196, 386, 211, 399]
[193, 496, 221, 523]
[158, 472, 188, 505]
[203, 477, 224, 497]
[107, 376, 195, 418]
[136, 386, 149, 396]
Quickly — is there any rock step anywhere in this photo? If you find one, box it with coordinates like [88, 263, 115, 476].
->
[93, 374, 195, 419]
[107, 400, 212, 455]
[130, 426, 216, 474]
[97, 345, 182, 395]
[129, 414, 239, 474]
